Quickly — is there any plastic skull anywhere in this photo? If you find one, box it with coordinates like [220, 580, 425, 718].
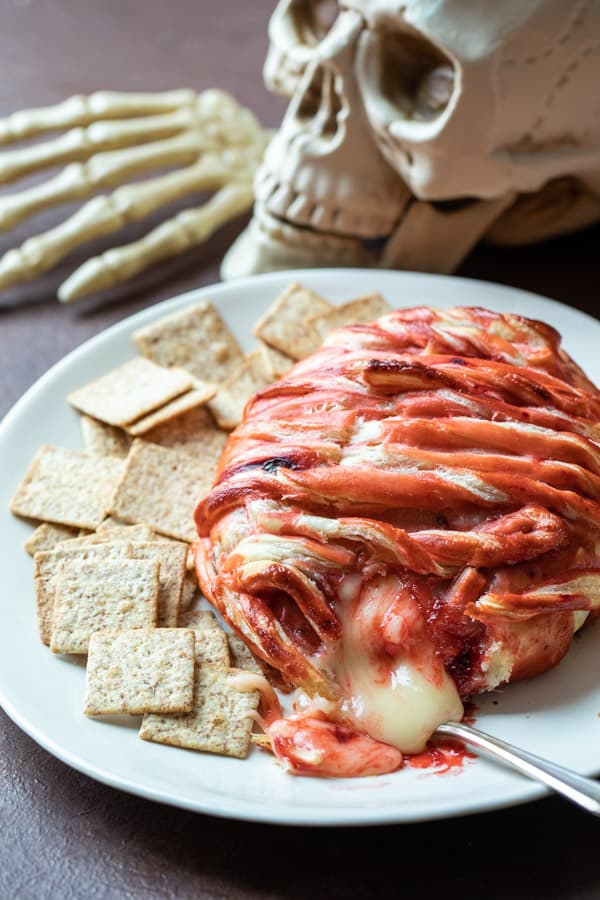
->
[222, 0, 600, 279]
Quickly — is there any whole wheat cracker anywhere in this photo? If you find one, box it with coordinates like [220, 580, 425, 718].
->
[309, 292, 391, 340]
[110, 441, 215, 542]
[51, 557, 159, 654]
[179, 573, 199, 614]
[84, 628, 195, 716]
[80, 415, 132, 458]
[68, 357, 193, 427]
[24, 522, 81, 556]
[208, 349, 271, 430]
[228, 635, 263, 675]
[259, 342, 293, 379]
[10, 445, 124, 530]
[252, 283, 332, 360]
[139, 665, 259, 758]
[143, 404, 228, 461]
[192, 628, 230, 667]
[133, 300, 244, 384]
[178, 608, 220, 630]
[126, 383, 217, 436]
[60, 524, 155, 546]
[127, 540, 187, 627]
[34, 541, 133, 645]
[177, 606, 233, 666]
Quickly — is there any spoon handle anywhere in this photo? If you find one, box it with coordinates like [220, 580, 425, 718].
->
[436, 721, 600, 816]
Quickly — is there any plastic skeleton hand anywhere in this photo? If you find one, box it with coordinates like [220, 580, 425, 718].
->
[0, 90, 269, 302]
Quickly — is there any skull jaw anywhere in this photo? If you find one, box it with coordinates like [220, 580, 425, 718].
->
[221, 192, 516, 281]
[221, 202, 380, 280]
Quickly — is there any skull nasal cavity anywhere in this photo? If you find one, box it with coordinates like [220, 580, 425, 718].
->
[377, 30, 455, 121]
[296, 65, 343, 138]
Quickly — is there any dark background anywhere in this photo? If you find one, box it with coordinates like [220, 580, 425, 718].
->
[1, 2, 599, 897]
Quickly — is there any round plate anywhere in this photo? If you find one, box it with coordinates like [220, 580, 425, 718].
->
[1, 269, 599, 825]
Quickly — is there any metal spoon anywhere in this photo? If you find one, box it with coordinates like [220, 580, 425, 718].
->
[436, 721, 600, 816]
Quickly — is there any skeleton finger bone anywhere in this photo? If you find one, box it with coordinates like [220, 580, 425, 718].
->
[0, 88, 265, 186]
[0, 156, 241, 291]
[0, 111, 198, 185]
[0, 129, 265, 231]
[58, 181, 254, 302]
[0, 89, 197, 145]
[0, 89, 269, 301]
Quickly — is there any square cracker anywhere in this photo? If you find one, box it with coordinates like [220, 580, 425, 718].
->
[84, 628, 195, 716]
[309, 293, 391, 341]
[144, 405, 228, 462]
[127, 540, 187, 627]
[179, 573, 199, 614]
[139, 666, 259, 758]
[110, 440, 215, 542]
[253, 283, 332, 360]
[126, 383, 217, 437]
[133, 301, 244, 384]
[34, 541, 133, 645]
[60, 524, 155, 546]
[178, 607, 220, 630]
[259, 343, 293, 380]
[192, 628, 230, 667]
[208, 350, 271, 430]
[178, 605, 230, 666]
[51, 557, 159, 654]
[228, 635, 262, 675]
[10, 445, 124, 530]
[24, 522, 81, 556]
[80, 415, 132, 458]
[68, 357, 193, 427]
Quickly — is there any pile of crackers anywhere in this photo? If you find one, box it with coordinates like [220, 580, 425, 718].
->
[9, 283, 390, 764]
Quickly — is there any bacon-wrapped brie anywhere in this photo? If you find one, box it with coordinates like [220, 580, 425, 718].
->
[194, 306, 600, 776]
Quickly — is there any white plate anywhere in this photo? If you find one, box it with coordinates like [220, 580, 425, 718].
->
[1, 269, 599, 826]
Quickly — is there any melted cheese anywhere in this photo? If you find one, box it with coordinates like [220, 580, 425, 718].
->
[334, 574, 463, 755]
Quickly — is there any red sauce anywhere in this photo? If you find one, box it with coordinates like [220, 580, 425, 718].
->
[404, 739, 476, 774]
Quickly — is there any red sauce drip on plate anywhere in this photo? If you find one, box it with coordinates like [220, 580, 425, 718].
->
[404, 739, 476, 774]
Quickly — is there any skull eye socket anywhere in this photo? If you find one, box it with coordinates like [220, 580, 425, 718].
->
[360, 28, 457, 124]
[289, 0, 340, 47]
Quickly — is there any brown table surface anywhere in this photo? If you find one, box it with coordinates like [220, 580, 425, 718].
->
[1, 2, 599, 898]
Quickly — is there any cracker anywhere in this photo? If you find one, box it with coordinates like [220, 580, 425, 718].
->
[228, 635, 263, 675]
[80, 415, 132, 458]
[133, 301, 244, 383]
[179, 573, 199, 613]
[24, 522, 81, 556]
[34, 541, 132, 645]
[179, 607, 220, 630]
[126, 383, 217, 437]
[192, 628, 230, 667]
[61, 524, 155, 546]
[10, 445, 124, 530]
[259, 342, 294, 379]
[84, 628, 195, 716]
[253, 283, 332, 360]
[208, 350, 271, 430]
[128, 540, 187, 627]
[67, 357, 193, 427]
[144, 404, 228, 464]
[51, 557, 159, 654]
[95, 521, 156, 538]
[309, 292, 391, 340]
[110, 441, 215, 542]
[139, 666, 259, 758]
